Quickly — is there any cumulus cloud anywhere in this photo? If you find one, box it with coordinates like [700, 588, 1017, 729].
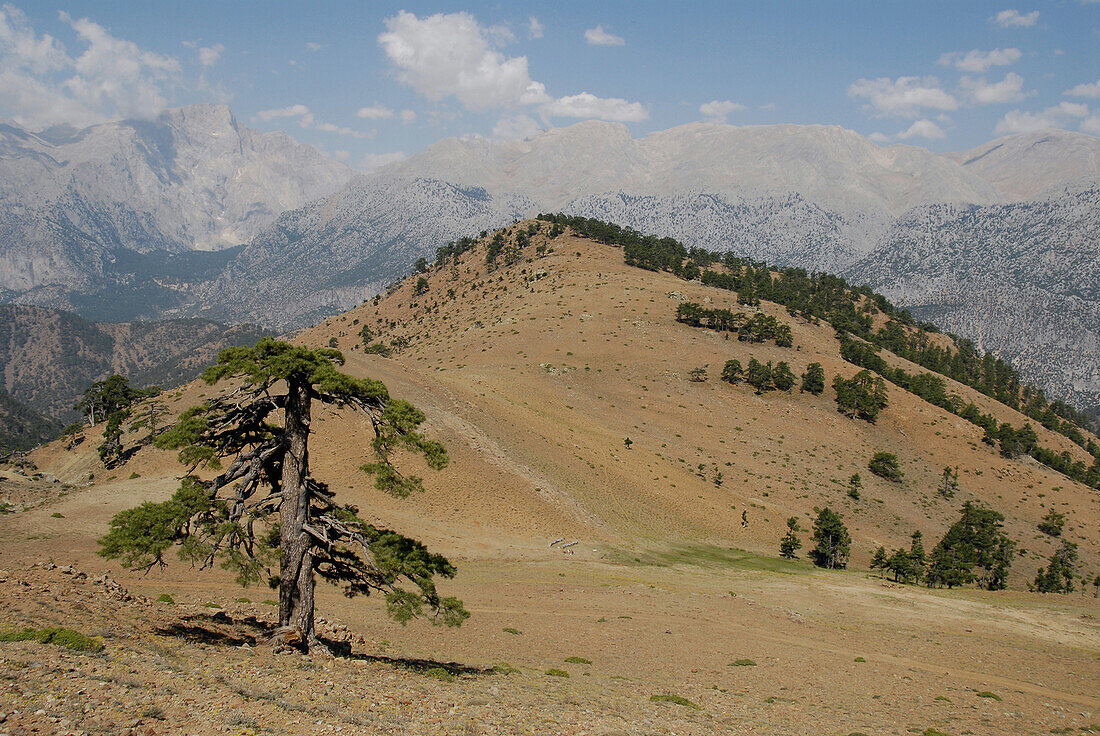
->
[542, 92, 647, 122]
[197, 43, 223, 67]
[493, 113, 542, 140]
[848, 76, 958, 117]
[1081, 115, 1100, 134]
[896, 119, 947, 140]
[991, 9, 1039, 27]
[868, 132, 892, 144]
[527, 17, 543, 39]
[699, 99, 746, 123]
[400, 109, 416, 123]
[356, 104, 393, 119]
[937, 48, 1021, 73]
[305, 42, 324, 52]
[256, 103, 370, 138]
[0, 5, 188, 129]
[378, 11, 646, 124]
[584, 25, 625, 46]
[1065, 78, 1100, 99]
[994, 101, 1089, 134]
[378, 10, 536, 110]
[960, 72, 1027, 104]
[360, 151, 407, 171]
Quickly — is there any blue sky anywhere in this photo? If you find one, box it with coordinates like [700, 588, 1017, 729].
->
[2, 1, 1097, 168]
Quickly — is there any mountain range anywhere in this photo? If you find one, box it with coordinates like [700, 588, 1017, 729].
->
[0, 105, 1097, 406]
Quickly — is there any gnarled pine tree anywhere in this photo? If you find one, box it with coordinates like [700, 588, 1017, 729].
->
[99, 338, 468, 653]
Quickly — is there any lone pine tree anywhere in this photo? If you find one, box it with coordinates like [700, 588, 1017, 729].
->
[98, 339, 468, 653]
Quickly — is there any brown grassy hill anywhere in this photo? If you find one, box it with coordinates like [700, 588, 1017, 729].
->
[2, 219, 1097, 735]
[298, 220, 1098, 578]
[0, 305, 270, 420]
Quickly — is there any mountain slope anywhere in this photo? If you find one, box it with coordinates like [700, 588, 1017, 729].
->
[0, 305, 270, 420]
[0, 104, 354, 306]
[378, 121, 1003, 214]
[199, 178, 534, 328]
[948, 128, 1100, 199]
[0, 389, 61, 453]
[845, 184, 1100, 406]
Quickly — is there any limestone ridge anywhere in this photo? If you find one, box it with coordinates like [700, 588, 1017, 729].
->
[0, 103, 355, 295]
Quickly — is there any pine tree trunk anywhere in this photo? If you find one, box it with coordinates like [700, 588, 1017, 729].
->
[278, 377, 322, 651]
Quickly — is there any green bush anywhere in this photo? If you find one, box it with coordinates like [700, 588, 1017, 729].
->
[545, 668, 569, 677]
[0, 627, 104, 653]
[868, 452, 903, 481]
[156, 593, 175, 603]
[650, 694, 700, 709]
[564, 656, 592, 665]
[728, 658, 757, 666]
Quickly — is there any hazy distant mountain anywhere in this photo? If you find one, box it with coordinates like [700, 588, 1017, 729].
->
[0, 104, 354, 299]
[196, 178, 533, 329]
[0, 305, 270, 420]
[947, 129, 1100, 200]
[844, 184, 1100, 407]
[379, 121, 1004, 214]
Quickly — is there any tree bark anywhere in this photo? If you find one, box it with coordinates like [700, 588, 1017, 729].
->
[279, 377, 321, 650]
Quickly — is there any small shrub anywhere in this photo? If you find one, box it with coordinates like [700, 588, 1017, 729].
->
[51, 512, 64, 518]
[492, 662, 519, 675]
[729, 658, 757, 666]
[853, 656, 866, 662]
[129, 472, 140, 479]
[564, 656, 592, 665]
[0, 627, 104, 653]
[502, 627, 522, 635]
[545, 668, 569, 677]
[922, 729, 951, 736]
[156, 593, 175, 603]
[868, 452, 903, 481]
[650, 694, 700, 709]
[976, 691, 1002, 701]
[202, 602, 221, 609]
[424, 667, 454, 682]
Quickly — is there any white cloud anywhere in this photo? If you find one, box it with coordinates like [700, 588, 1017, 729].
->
[360, 151, 406, 171]
[493, 113, 542, 140]
[378, 10, 536, 111]
[305, 42, 324, 52]
[868, 132, 892, 144]
[994, 102, 1089, 134]
[960, 72, 1027, 104]
[1065, 78, 1100, 98]
[256, 103, 370, 138]
[356, 104, 393, 119]
[378, 10, 646, 126]
[0, 6, 189, 129]
[1081, 115, 1100, 134]
[896, 119, 947, 140]
[0, 4, 68, 75]
[991, 9, 1040, 27]
[937, 48, 1021, 73]
[527, 17, 543, 39]
[848, 76, 958, 117]
[542, 92, 648, 122]
[699, 99, 746, 123]
[400, 109, 416, 123]
[584, 25, 625, 47]
[197, 43, 223, 67]
[257, 103, 311, 122]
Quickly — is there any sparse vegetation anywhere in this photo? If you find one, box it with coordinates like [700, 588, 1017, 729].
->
[0, 627, 104, 653]
[650, 693, 700, 709]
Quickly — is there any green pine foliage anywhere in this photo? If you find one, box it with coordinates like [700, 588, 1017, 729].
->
[925, 502, 1016, 590]
[800, 362, 825, 395]
[810, 507, 851, 569]
[868, 452, 903, 482]
[1034, 540, 1078, 593]
[99, 338, 468, 652]
[779, 517, 802, 559]
[833, 370, 888, 422]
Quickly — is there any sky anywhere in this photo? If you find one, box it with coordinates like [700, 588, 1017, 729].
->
[1, 1, 1097, 169]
